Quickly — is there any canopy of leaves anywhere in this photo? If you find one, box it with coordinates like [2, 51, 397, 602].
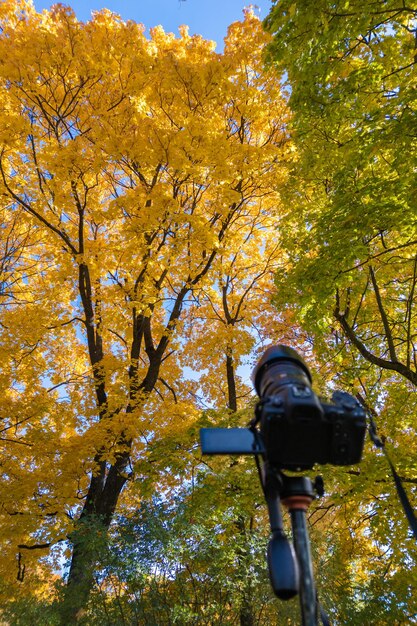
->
[1, 1, 415, 623]
[264, 1, 417, 410]
[0, 1, 298, 620]
[264, 0, 417, 361]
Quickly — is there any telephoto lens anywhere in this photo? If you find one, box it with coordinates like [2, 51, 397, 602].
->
[252, 345, 325, 470]
[252, 345, 313, 400]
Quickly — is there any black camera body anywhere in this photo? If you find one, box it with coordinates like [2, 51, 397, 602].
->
[200, 345, 367, 471]
[253, 346, 367, 470]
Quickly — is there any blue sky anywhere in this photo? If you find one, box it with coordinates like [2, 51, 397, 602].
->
[32, 0, 274, 49]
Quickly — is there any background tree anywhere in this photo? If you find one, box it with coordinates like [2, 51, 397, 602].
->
[0, 2, 294, 621]
[263, 0, 417, 382]
[263, 1, 417, 622]
[81, 470, 293, 626]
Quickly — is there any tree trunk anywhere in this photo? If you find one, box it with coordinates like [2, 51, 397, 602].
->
[225, 349, 256, 626]
[226, 351, 238, 412]
[236, 516, 256, 626]
[60, 451, 130, 624]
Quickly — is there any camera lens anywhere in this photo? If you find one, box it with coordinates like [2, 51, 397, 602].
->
[252, 345, 312, 399]
[252, 345, 324, 469]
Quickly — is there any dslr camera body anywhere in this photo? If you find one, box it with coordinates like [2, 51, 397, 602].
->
[252, 345, 366, 470]
[201, 344, 366, 470]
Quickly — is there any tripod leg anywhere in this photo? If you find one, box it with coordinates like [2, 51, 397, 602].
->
[289, 508, 318, 626]
[280, 476, 318, 626]
[263, 465, 299, 600]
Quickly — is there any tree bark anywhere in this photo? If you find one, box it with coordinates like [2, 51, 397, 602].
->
[224, 345, 256, 626]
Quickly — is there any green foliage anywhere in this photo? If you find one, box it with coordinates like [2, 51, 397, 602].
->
[264, 0, 417, 403]
[80, 475, 300, 625]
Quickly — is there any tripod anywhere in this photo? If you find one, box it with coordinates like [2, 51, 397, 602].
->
[264, 464, 322, 626]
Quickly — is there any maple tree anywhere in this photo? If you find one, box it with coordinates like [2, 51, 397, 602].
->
[0, 1, 295, 621]
[263, 0, 417, 380]
[262, 1, 417, 622]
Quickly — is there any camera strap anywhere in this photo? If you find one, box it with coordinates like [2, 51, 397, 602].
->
[367, 407, 417, 543]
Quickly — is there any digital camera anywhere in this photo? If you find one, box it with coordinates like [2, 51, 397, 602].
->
[252, 345, 367, 470]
